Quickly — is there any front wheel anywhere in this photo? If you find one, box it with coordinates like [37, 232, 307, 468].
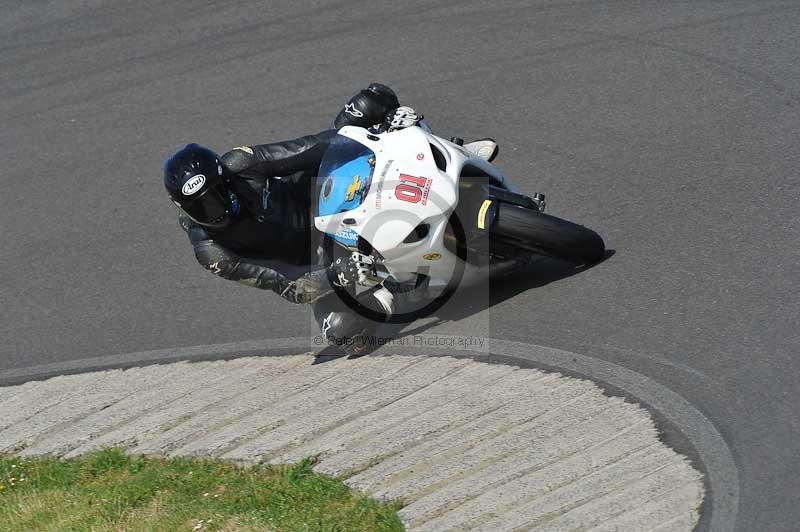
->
[490, 203, 605, 265]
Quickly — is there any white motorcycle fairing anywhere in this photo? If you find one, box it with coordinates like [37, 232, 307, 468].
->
[314, 125, 518, 289]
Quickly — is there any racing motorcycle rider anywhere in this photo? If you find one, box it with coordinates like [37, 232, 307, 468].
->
[164, 84, 499, 353]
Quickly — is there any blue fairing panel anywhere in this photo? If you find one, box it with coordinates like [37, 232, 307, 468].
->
[318, 154, 374, 216]
[316, 135, 376, 247]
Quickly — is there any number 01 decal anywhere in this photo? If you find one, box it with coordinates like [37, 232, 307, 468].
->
[395, 174, 432, 205]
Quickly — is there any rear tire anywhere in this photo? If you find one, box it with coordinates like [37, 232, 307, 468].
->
[491, 204, 605, 265]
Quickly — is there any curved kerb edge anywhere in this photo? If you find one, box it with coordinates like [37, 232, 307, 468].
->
[0, 334, 737, 532]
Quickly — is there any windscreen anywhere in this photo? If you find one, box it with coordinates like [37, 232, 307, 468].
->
[316, 135, 376, 217]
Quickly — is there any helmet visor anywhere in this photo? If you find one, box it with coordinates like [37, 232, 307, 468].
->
[181, 184, 231, 228]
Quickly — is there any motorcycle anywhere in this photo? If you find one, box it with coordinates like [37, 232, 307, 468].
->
[314, 125, 604, 316]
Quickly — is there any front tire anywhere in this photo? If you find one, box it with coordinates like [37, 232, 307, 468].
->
[491, 204, 605, 265]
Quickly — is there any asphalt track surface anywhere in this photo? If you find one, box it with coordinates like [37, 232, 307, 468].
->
[1, 1, 798, 531]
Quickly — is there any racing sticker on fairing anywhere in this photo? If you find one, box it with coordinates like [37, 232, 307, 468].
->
[374, 160, 393, 210]
[345, 175, 361, 201]
[395, 174, 432, 205]
[477, 199, 492, 229]
[334, 228, 359, 247]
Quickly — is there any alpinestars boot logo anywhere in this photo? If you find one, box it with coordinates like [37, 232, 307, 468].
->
[344, 103, 364, 118]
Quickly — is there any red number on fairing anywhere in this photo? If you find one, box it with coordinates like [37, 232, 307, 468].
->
[395, 174, 429, 204]
[396, 184, 422, 203]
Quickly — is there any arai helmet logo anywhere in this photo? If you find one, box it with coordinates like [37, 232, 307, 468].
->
[182, 174, 206, 196]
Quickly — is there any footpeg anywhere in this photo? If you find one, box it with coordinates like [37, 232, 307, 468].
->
[532, 193, 546, 212]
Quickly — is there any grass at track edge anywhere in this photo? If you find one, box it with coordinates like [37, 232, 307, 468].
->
[0, 448, 404, 531]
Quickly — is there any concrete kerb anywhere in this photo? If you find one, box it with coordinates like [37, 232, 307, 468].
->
[0, 334, 737, 532]
[0, 337, 312, 387]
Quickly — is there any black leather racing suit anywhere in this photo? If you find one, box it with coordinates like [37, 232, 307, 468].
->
[177, 86, 405, 350]
[178, 129, 338, 304]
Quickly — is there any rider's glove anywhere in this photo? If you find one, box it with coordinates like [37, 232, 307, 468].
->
[281, 275, 327, 304]
[332, 252, 381, 288]
[386, 106, 423, 131]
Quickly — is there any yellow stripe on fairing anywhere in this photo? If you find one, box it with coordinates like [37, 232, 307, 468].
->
[478, 199, 492, 229]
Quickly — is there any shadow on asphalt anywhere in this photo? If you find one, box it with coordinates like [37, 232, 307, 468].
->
[402, 249, 615, 332]
[313, 250, 615, 364]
